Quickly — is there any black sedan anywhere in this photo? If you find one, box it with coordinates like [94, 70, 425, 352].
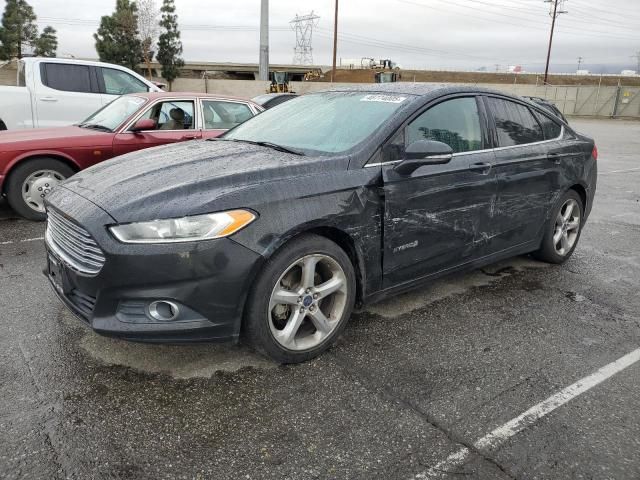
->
[251, 93, 299, 109]
[44, 84, 597, 363]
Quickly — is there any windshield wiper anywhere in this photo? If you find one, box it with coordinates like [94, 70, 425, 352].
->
[78, 123, 113, 132]
[213, 138, 304, 156]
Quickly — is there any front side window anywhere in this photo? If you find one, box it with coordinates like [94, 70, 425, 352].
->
[101, 68, 148, 95]
[406, 97, 483, 153]
[136, 100, 195, 130]
[42, 63, 92, 93]
[224, 92, 412, 155]
[488, 97, 545, 146]
[79, 95, 146, 131]
[533, 110, 562, 140]
[202, 101, 253, 130]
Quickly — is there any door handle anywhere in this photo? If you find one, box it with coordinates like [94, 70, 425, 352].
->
[181, 134, 198, 140]
[40, 97, 58, 102]
[547, 153, 562, 164]
[469, 162, 492, 175]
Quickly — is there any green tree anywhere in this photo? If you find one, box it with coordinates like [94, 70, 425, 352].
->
[33, 25, 57, 57]
[0, 0, 38, 60]
[156, 0, 184, 89]
[94, 0, 143, 71]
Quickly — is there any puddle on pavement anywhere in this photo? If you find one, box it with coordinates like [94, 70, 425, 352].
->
[71, 319, 275, 378]
[366, 256, 549, 318]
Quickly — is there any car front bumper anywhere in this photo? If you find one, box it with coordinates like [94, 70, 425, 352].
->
[44, 187, 264, 343]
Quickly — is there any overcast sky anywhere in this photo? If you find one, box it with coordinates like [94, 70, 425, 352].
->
[3, 0, 639, 73]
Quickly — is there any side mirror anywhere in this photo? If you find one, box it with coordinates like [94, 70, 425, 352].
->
[394, 140, 453, 175]
[131, 118, 156, 132]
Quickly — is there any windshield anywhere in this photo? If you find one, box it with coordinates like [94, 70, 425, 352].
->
[224, 91, 411, 155]
[79, 95, 147, 131]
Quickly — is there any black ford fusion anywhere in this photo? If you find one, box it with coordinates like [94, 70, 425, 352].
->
[44, 84, 597, 363]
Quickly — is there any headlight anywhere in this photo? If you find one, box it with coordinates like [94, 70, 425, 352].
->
[109, 209, 256, 244]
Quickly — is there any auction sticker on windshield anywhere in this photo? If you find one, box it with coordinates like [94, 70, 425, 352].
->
[360, 94, 407, 103]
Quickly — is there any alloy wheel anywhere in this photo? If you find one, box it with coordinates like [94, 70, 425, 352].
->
[268, 254, 348, 351]
[553, 198, 580, 256]
[21, 169, 66, 213]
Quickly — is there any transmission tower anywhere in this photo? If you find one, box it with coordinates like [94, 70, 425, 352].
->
[543, 0, 568, 84]
[290, 11, 320, 65]
[577, 56, 583, 71]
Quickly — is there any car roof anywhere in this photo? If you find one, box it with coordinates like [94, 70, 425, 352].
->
[127, 91, 259, 104]
[324, 82, 509, 98]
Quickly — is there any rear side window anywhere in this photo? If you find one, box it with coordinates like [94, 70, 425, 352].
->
[41, 63, 92, 93]
[487, 97, 544, 146]
[202, 101, 253, 130]
[533, 110, 562, 140]
[406, 97, 483, 153]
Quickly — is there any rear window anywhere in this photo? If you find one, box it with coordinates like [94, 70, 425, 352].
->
[487, 97, 545, 147]
[41, 63, 92, 93]
[534, 110, 562, 140]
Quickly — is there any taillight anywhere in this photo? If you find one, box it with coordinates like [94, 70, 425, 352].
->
[592, 145, 598, 161]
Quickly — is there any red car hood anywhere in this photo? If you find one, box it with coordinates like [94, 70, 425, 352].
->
[0, 126, 113, 151]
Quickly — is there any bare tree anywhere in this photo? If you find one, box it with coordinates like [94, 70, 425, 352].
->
[137, 0, 160, 78]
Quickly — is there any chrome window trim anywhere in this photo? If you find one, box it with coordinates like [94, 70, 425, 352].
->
[118, 97, 199, 133]
[365, 126, 564, 167]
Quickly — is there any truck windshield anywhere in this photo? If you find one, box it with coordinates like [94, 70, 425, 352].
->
[79, 96, 147, 132]
[223, 91, 412, 155]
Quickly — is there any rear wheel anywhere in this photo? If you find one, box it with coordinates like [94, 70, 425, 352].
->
[6, 158, 75, 221]
[243, 234, 356, 363]
[533, 190, 584, 264]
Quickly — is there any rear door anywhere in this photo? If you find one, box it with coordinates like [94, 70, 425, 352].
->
[381, 95, 498, 287]
[200, 99, 257, 139]
[483, 96, 563, 251]
[112, 99, 200, 156]
[34, 62, 102, 127]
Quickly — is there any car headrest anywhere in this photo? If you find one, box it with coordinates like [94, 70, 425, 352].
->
[170, 108, 185, 122]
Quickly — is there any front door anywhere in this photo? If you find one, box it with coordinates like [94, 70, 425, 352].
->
[381, 96, 498, 287]
[112, 99, 200, 156]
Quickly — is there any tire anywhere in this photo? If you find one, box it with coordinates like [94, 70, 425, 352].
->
[533, 189, 584, 264]
[243, 234, 356, 364]
[6, 157, 75, 221]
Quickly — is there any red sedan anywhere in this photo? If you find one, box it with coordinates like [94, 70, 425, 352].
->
[0, 92, 263, 220]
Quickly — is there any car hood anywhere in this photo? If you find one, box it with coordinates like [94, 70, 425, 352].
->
[61, 140, 347, 222]
[0, 125, 112, 150]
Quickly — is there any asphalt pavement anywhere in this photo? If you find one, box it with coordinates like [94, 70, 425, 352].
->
[1, 118, 639, 479]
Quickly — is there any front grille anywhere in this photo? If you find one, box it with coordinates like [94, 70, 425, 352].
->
[46, 209, 106, 275]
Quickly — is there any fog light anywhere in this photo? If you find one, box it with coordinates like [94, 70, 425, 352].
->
[148, 300, 180, 321]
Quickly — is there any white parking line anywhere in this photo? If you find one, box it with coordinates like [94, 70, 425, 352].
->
[600, 167, 640, 175]
[0, 236, 44, 246]
[414, 347, 640, 479]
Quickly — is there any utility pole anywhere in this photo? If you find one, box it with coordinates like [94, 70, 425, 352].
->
[331, 0, 339, 82]
[494, 64, 500, 72]
[259, 0, 269, 81]
[632, 51, 640, 73]
[543, 0, 567, 85]
[577, 56, 583, 71]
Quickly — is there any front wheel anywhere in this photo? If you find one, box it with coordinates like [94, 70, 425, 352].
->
[6, 158, 75, 221]
[243, 234, 356, 363]
[533, 190, 584, 264]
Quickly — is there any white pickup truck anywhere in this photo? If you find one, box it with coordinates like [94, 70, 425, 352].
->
[0, 57, 162, 130]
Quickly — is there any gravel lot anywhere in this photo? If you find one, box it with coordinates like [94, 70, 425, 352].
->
[1, 118, 639, 479]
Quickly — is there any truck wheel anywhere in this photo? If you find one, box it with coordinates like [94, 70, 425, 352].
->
[243, 234, 356, 364]
[6, 158, 75, 221]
